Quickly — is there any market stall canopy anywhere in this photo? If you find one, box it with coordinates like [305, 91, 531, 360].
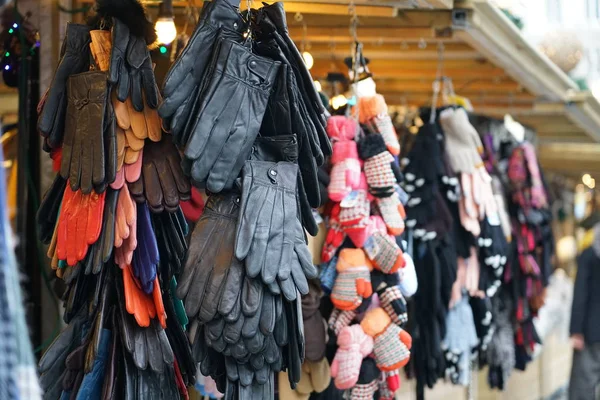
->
[72, 0, 600, 177]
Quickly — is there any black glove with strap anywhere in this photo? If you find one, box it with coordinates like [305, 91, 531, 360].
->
[159, 0, 246, 129]
[38, 23, 91, 148]
[109, 18, 158, 112]
[182, 39, 280, 193]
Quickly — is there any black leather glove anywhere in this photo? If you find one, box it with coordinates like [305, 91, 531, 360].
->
[116, 277, 175, 373]
[37, 175, 66, 244]
[182, 39, 280, 193]
[258, 3, 331, 158]
[235, 160, 296, 284]
[154, 208, 189, 281]
[159, 0, 246, 129]
[253, 35, 324, 208]
[109, 18, 158, 112]
[128, 135, 191, 213]
[235, 161, 318, 297]
[38, 309, 87, 399]
[177, 193, 247, 323]
[38, 23, 91, 148]
[60, 71, 108, 194]
[251, 134, 319, 236]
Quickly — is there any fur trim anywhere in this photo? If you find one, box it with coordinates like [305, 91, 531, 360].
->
[358, 134, 386, 160]
[91, 0, 156, 45]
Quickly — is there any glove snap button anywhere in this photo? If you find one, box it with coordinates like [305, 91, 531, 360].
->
[234, 22, 238, 28]
[235, 197, 240, 204]
[270, 169, 277, 176]
[250, 60, 257, 67]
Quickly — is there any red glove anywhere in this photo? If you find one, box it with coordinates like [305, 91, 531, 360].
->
[179, 187, 204, 222]
[322, 204, 346, 263]
[57, 186, 105, 266]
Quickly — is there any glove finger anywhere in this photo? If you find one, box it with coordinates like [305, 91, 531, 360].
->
[242, 186, 274, 277]
[142, 70, 159, 110]
[143, 100, 162, 142]
[263, 188, 284, 285]
[124, 147, 141, 165]
[235, 174, 269, 261]
[217, 257, 244, 317]
[241, 276, 262, 317]
[116, 62, 130, 103]
[113, 93, 130, 130]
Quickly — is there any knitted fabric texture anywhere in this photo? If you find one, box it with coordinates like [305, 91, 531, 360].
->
[330, 325, 374, 389]
[331, 266, 372, 311]
[379, 286, 408, 326]
[363, 152, 397, 192]
[350, 380, 378, 400]
[339, 190, 370, 227]
[328, 308, 357, 336]
[364, 232, 405, 274]
[372, 324, 411, 371]
[376, 194, 405, 236]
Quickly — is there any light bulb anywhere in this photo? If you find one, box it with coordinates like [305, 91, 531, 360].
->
[302, 51, 314, 70]
[330, 94, 347, 110]
[313, 80, 321, 92]
[155, 18, 177, 45]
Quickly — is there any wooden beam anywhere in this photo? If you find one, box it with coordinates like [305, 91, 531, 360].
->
[289, 26, 450, 42]
[308, 45, 479, 60]
[376, 92, 535, 104]
[311, 66, 509, 80]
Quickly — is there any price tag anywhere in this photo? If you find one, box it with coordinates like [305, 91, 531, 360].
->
[341, 190, 360, 208]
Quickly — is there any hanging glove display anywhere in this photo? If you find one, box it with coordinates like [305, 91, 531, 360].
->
[39, 3, 197, 399]
[108, 18, 158, 111]
[38, 23, 91, 148]
[182, 40, 281, 193]
[128, 134, 191, 213]
[358, 134, 402, 198]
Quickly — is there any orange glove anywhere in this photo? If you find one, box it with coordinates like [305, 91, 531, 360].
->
[361, 307, 412, 372]
[152, 277, 167, 329]
[122, 264, 155, 327]
[331, 249, 373, 311]
[57, 186, 105, 266]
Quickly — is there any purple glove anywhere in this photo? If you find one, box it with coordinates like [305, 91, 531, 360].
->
[133, 202, 159, 294]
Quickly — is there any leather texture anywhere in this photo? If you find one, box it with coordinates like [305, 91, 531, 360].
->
[182, 39, 280, 193]
[159, 0, 246, 128]
[60, 71, 108, 194]
[108, 18, 158, 111]
[38, 23, 91, 149]
[128, 134, 191, 213]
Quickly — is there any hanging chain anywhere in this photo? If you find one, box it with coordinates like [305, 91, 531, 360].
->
[349, 1, 361, 121]
[429, 42, 445, 124]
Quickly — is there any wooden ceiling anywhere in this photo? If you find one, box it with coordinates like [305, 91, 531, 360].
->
[72, 0, 600, 178]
